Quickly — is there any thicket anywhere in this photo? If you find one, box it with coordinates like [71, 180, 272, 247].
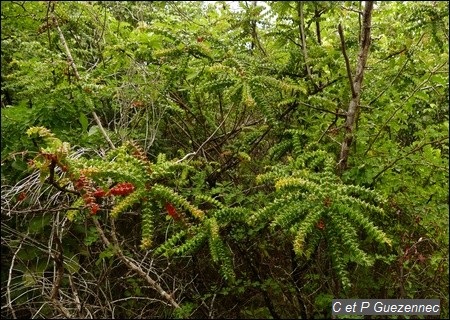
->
[1, 1, 448, 318]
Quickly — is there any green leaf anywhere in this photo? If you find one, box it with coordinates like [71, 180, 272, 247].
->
[79, 113, 89, 133]
[28, 214, 51, 234]
[64, 254, 80, 274]
[431, 74, 447, 86]
[22, 272, 36, 287]
[88, 125, 99, 136]
[11, 159, 28, 171]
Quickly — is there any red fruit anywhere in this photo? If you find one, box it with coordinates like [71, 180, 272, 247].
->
[83, 195, 95, 204]
[131, 101, 144, 108]
[27, 159, 35, 168]
[110, 182, 135, 196]
[316, 219, 325, 230]
[90, 203, 99, 215]
[75, 175, 88, 190]
[93, 188, 106, 198]
[197, 37, 204, 42]
[17, 192, 27, 202]
[165, 203, 179, 221]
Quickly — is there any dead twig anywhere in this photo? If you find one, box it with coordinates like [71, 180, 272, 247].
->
[92, 217, 181, 309]
[338, 23, 356, 98]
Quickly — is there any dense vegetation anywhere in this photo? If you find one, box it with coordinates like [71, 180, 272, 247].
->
[1, 1, 448, 318]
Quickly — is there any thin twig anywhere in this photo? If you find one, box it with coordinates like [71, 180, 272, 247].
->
[368, 33, 425, 107]
[176, 104, 234, 163]
[370, 136, 448, 185]
[50, 232, 64, 300]
[298, 2, 317, 89]
[51, 4, 115, 150]
[68, 273, 82, 316]
[364, 61, 446, 156]
[6, 239, 25, 319]
[338, 23, 356, 98]
[92, 217, 181, 309]
[92, 111, 116, 150]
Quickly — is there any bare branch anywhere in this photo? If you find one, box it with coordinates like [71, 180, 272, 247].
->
[371, 136, 449, 185]
[297, 2, 317, 89]
[92, 111, 116, 150]
[6, 238, 25, 319]
[338, 23, 356, 98]
[92, 217, 181, 309]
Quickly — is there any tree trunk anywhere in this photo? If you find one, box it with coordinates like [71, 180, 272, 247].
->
[338, 1, 374, 174]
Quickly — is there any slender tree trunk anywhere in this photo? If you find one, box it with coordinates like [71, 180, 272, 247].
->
[338, 1, 374, 174]
[297, 2, 315, 88]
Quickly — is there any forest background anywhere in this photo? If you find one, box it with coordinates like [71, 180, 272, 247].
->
[1, 1, 448, 318]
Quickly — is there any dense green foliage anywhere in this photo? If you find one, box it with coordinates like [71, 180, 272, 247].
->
[2, 1, 448, 318]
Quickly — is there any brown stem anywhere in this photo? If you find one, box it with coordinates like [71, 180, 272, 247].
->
[92, 218, 181, 309]
[338, 1, 374, 174]
[338, 24, 356, 98]
[50, 232, 64, 300]
[48, 159, 81, 196]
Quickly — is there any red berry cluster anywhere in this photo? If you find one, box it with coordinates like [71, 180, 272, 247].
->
[73, 174, 100, 215]
[108, 182, 135, 196]
[70, 175, 136, 215]
[93, 188, 106, 198]
[74, 174, 89, 191]
[316, 218, 325, 230]
[165, 203, 179, 221]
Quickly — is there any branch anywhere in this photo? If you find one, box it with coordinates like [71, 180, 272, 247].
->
[5, 206, 84, 215]
[52, 14, 81, 81]
[368, 33, 425, 107]
[338, 1, 374, 174]
[364, 61, 446, 156]
[92, 217, 181, 309]
[297, 2, 317, 89]
[298, 101, 347, 117]
[48, 159, 81, 196]
[51, 4, 115, 150]
[338, 23, 356, 98]
[50, 232, 64, 300]
[6, 238, 24, 319]
[340, 5, 363, 15]
[92, 111, 116, 150]
[370, 136, 449, 185]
